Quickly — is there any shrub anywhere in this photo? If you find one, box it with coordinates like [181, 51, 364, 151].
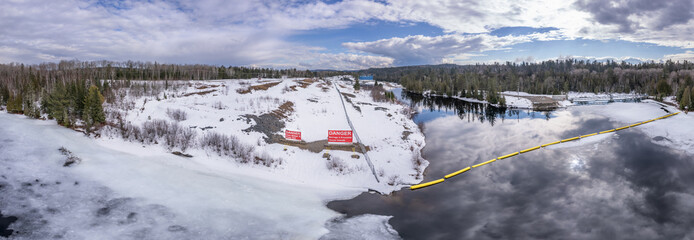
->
[199, 131, 255, 164]
[166, 108, 187, 121]
[256, 152, 283, 167]
[326, 156, 350, 174]
[177, 127, 196, 152]
[212, 101, 226, 110]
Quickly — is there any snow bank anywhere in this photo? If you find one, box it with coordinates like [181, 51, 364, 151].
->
[663, 96, 678, 106]
[0, 113, 362, 239]
[503, 95, 533, 109]
[567, 91, 645, 101]
[98, 77, 426, 194]
[577, 100, 694, 155]
[0, 76, 429, 238]
[501, 91, 555, 97]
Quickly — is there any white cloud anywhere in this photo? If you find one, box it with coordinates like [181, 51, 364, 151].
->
[372, 0, 694, 48]
[663, 51, 694, 62]
[258, 53, 394, 70]
[342, 33, 561, 65]
[0, 0, 393, 68]
[1, 0, 692, 69]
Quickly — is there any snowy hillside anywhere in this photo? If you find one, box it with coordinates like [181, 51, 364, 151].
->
[98, 76, 427, 194]
[0, 113, 383, 239]
[0, 76, 427, 239]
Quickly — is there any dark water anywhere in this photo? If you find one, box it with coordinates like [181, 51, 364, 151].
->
[0, 211, 18, 237]
[391, 88, 555, 125]
[328, 91, 694, 239]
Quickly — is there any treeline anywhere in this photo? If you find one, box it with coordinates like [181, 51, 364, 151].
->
[360, 59, 694, 107]
[0, 60, 347, 127]
[676, 85, 694, 110]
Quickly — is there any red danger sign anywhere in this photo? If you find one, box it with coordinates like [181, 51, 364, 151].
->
[285, 130, 301, 141]
[328, 130, 352, 143]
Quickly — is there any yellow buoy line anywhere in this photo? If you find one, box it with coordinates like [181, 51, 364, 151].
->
[410, 112, 680, 190]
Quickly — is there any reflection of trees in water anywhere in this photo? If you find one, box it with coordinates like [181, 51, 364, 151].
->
[403, 91, 552, 125]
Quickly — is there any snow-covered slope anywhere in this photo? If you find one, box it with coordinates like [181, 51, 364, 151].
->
[99, 77, 426, 194]
[582, 100, 694, 155]
[0, 113, 370, 239]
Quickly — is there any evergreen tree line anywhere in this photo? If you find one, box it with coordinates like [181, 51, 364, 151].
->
[676, 85, 694, 110]
[359, 59, 694, 108]
[0, 60, 348, 129]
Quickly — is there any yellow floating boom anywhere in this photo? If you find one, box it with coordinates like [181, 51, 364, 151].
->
[497, 152, 519, 160]
[561, 136, 580, 142]
[410, 178, 444, 190]
[444, 167, 471, 179]
[615, 126, 629, 131]
[409, 112, 681, 191]
[580, 133, 598, 138]
[520, 146, 541, 153]
[599, 129, 616, 134]
[541, 141, 561, 147]
[472, 159, 496, 168]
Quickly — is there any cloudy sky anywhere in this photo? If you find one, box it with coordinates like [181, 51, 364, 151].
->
[1, 0, 693, 69]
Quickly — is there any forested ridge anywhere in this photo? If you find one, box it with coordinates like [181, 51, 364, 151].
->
[0, 60, 346, 129]
[359, 59, 694, 109]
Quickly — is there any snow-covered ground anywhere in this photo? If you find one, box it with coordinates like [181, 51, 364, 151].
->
[100, 77, 426, 194]
[0, 76, 427, 239]
[502, 95, 533, 109]
[582, 100, 694, 155]
[567, 91, 646, 101]
[0, 113, 374, 239]
[501, 91, 556, 97]
[2, 83, 690, 239]
[501, 91, 649, 109]
[501, 91, 572, 108]
[542, 100, 693, 155]
[663, 96, 678, 106]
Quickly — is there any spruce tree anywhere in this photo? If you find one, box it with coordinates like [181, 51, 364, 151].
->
[82, 85, 106, 130]
[47, 83, 72, 125]
[7, 92, 23, 114]
[681, 86, 691, 110]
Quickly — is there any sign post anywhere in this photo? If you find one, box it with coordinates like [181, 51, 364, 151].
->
[328, 130, 352, 143]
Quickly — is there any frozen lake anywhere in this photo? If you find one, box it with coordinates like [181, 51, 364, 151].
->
[0, 113, 364, 239]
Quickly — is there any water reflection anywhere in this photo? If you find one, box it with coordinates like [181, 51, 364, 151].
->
[327, 106, 693, 239]
[392, 88, 554, 125]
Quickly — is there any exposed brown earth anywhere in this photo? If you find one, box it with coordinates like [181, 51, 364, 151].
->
[183, 89, 216, 97]
[237, 81, 282, 94]
[295, 78, 317, 88]
[271, 101, 294, 119]
[275, 138, 370, 153]
[195, 84, 219, 89]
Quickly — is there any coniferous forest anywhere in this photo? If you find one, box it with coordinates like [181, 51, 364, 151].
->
[359, 59, 694, 109]
[0, 60, 345, 130]
[2, 59, 694, 129]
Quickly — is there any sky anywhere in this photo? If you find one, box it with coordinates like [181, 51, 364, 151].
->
[1, 0, 693, 70]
